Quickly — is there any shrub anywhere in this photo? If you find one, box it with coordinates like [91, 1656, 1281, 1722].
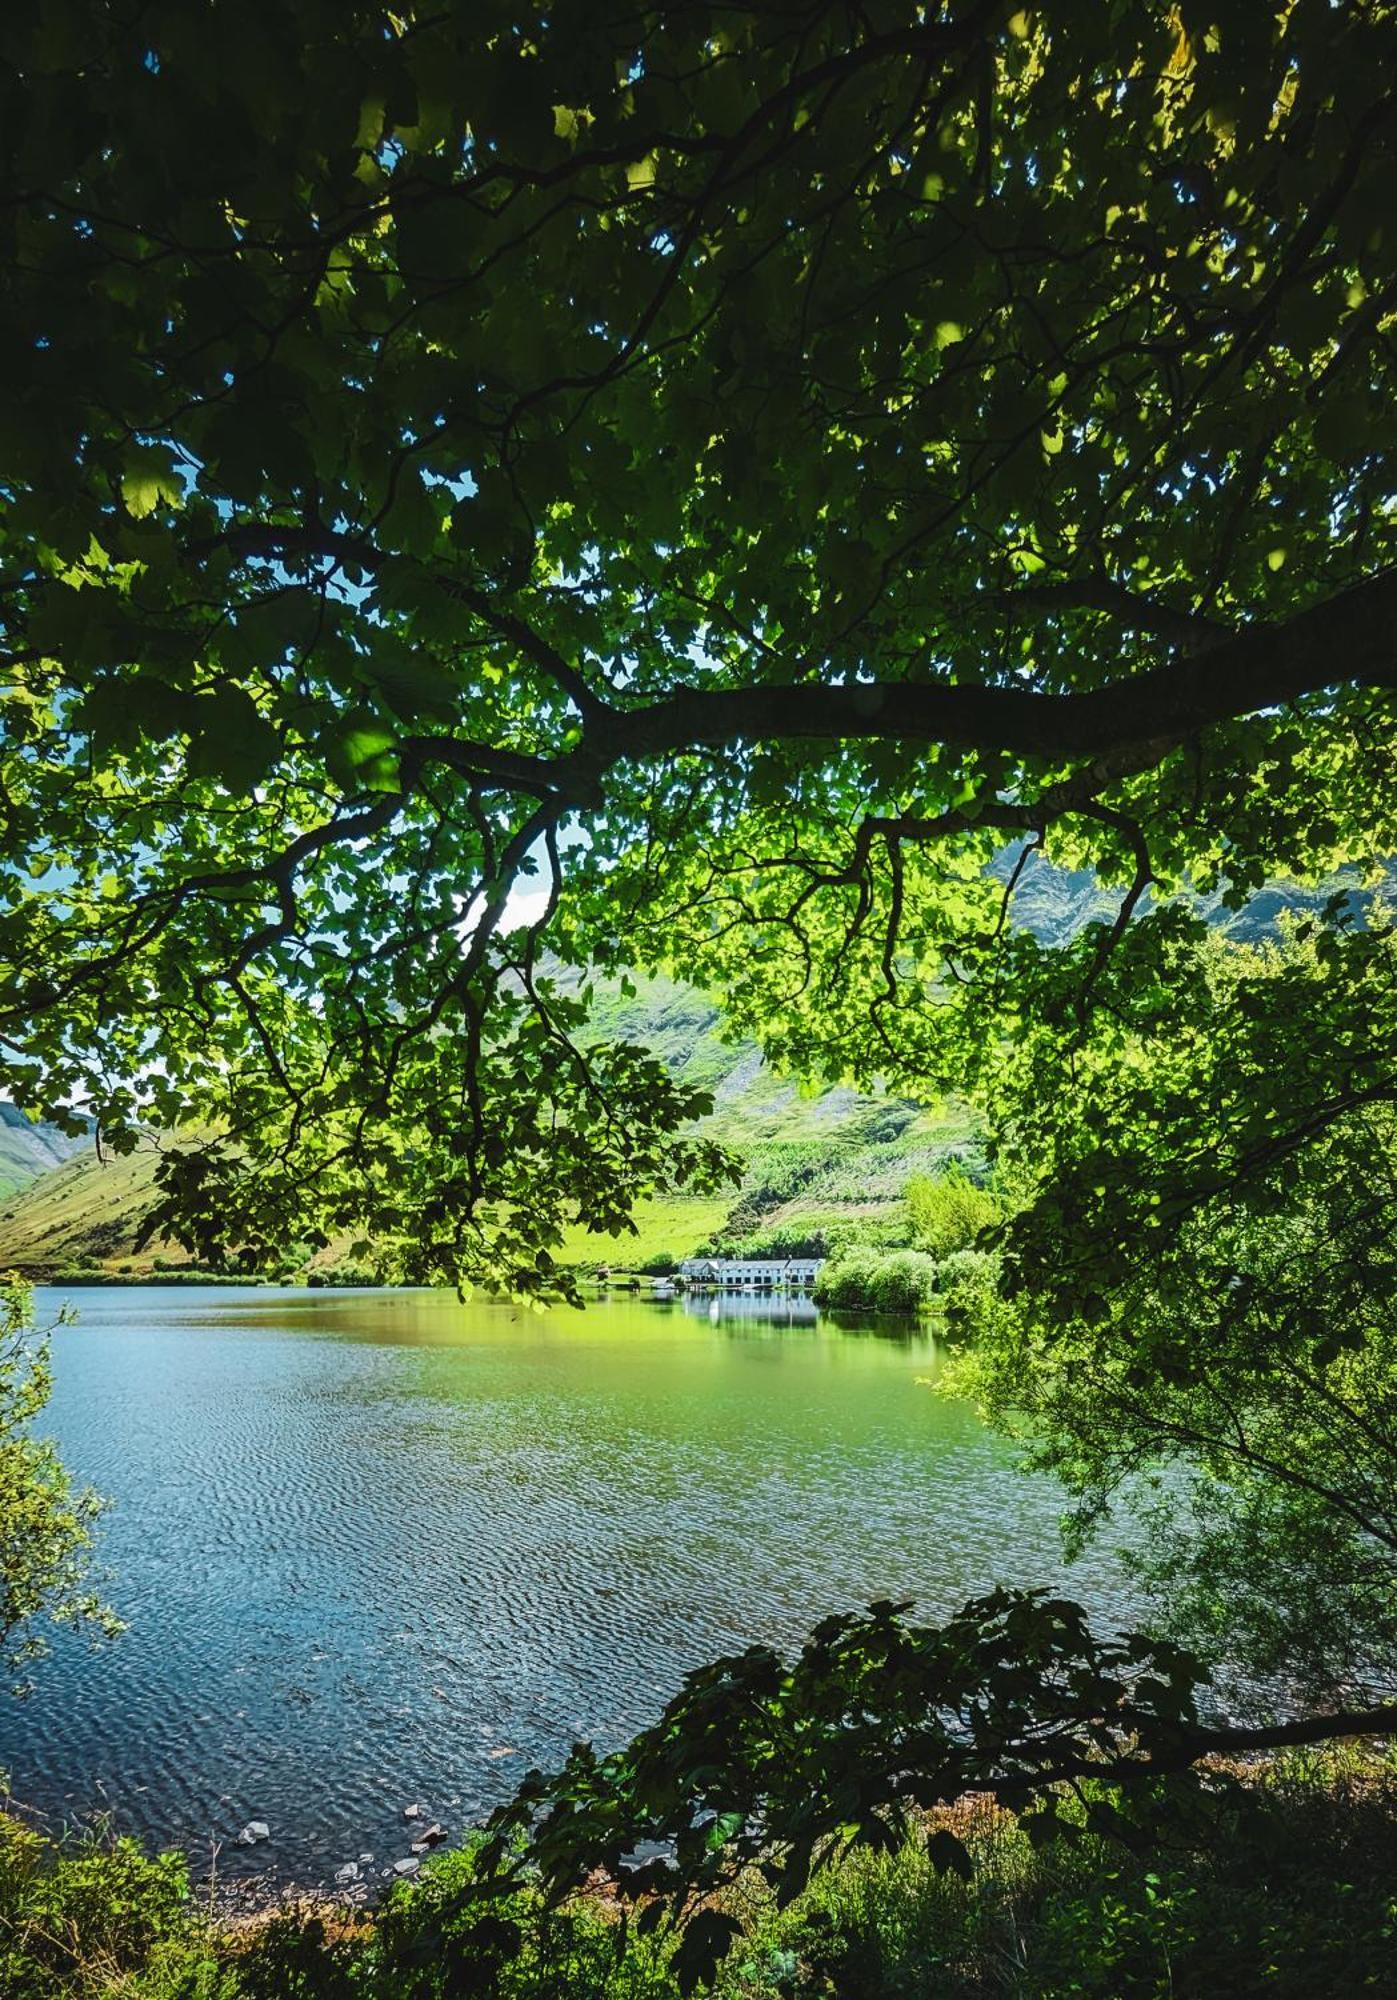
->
[0, 1282, 119, 1687]
[0, 1814, 210, 2000]
[904, 1171, 1001, 1258]
[813, 1249, 940, 1314]
[6, 1749, 1397, 1998]
[931, 1249, 1002, 1332]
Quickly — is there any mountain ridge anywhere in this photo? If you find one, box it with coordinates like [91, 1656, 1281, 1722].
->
[0, 1103, 86, 1203]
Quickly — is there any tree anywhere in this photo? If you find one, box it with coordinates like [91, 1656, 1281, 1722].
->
[2, 0, 1393, 1285]
[0, 1282, 116, 1688]
[904, 1165, 1000, 1256]
[955, 907, 1397, 1709]
[4, 0, 1397, 1972]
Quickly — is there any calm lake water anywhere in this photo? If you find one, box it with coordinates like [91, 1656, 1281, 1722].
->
[1, 1285, 1141, 1887]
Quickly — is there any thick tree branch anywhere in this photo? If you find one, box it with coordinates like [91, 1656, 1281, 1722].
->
[193, 521, 1396, 789]
[596, 569, 1397, 769]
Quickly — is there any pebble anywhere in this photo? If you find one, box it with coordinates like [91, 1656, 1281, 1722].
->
[236, 1821, 270, 1846]
[402, 1803, 422, 1820]
[334, 1862, 360, 1886]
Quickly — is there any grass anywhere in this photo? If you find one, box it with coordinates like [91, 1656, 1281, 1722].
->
[0, 1138, 179, 1280]
[5, 1749, 1397, 1998]
[555, 1194, 735, 1269]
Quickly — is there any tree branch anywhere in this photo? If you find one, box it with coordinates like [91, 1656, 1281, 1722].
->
[996, 576, 1232, 651]
[599, 569, 1397, 769]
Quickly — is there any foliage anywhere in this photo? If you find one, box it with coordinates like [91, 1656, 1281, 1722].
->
[0, 1812, 206, 2000]
[479, 1589, 1223, 1988]
[812, 1249, 941, 1314]
[710, 1222, 832, 1261]
[0, 1281, 118, 1688]
[904, 1171, 1001, 1259]
[8, 1749, 1397, 1998]
[947, 914, 1397, 1707]
[5, 0, 1397, 1981]
[0, 970, 953, 1281]
[3, 0, 1396, 1294]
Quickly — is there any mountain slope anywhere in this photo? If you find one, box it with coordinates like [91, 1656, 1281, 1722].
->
[0, 1104, 86, 1202]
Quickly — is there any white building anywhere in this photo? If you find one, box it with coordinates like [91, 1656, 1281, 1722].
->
[679, 1257, 824, 1289]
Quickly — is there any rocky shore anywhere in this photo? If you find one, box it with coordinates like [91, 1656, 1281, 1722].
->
[218, 1800, 452, 1915]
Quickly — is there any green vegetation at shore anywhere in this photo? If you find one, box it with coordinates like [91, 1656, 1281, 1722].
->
[0, 1286, 117, 1689]
[813, 1248, 942, 1315]
[5, 1748, 1395, 2000]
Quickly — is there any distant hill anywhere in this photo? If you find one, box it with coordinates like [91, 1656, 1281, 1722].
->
[0, 1103, 86, 1202]
[2, 854, 1390, 1281]
[997, 847, 1397, 946]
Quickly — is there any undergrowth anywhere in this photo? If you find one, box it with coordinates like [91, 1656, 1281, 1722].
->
[3, 1749, 1395, 1999]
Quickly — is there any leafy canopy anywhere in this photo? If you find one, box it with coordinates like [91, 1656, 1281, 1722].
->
[951, 908, 1397, 1709]
[6, 5, 1397, 1975]
[2, 0, 1395, 1287]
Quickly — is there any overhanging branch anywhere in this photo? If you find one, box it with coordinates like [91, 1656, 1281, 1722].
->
[597, 568, 1397, 769]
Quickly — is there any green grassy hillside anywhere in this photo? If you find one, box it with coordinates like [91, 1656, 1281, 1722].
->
[0, 1136, 166, 1276]
[0, 970, 973, 1281]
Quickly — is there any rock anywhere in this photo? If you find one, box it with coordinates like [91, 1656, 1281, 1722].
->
[402, 1802, 422, 1820]
[393, 1856, 420, 1877]
[358, 1851, 375, 1865]
[409, 1824, 445, 1854]
[334, 1862, 360, 1886]
[236, 1821, 271, 1846]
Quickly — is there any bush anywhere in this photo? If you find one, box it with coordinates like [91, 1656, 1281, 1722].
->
[813, 1249, 941, 1314]
[904, 1171, 1001, 1257]
[931, 1249, 1002, 1332]
[0, 1815, 212, 2000]
[6, 1749, 1397, 1998]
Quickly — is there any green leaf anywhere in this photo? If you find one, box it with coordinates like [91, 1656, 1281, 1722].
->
[120, 443, 185, 518]
[673, 1910, 742, 1994]
[319, 711, 402, 793]
[187, 687, 281, 792]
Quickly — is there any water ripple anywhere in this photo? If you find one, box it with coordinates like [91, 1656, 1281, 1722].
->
[0, 1286, 1144, 1887]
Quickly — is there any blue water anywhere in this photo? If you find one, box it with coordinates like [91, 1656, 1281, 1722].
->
[0, 1286, 1140, 1888]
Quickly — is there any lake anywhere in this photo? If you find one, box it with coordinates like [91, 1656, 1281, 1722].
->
[0, 1285, 1141, 1889]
